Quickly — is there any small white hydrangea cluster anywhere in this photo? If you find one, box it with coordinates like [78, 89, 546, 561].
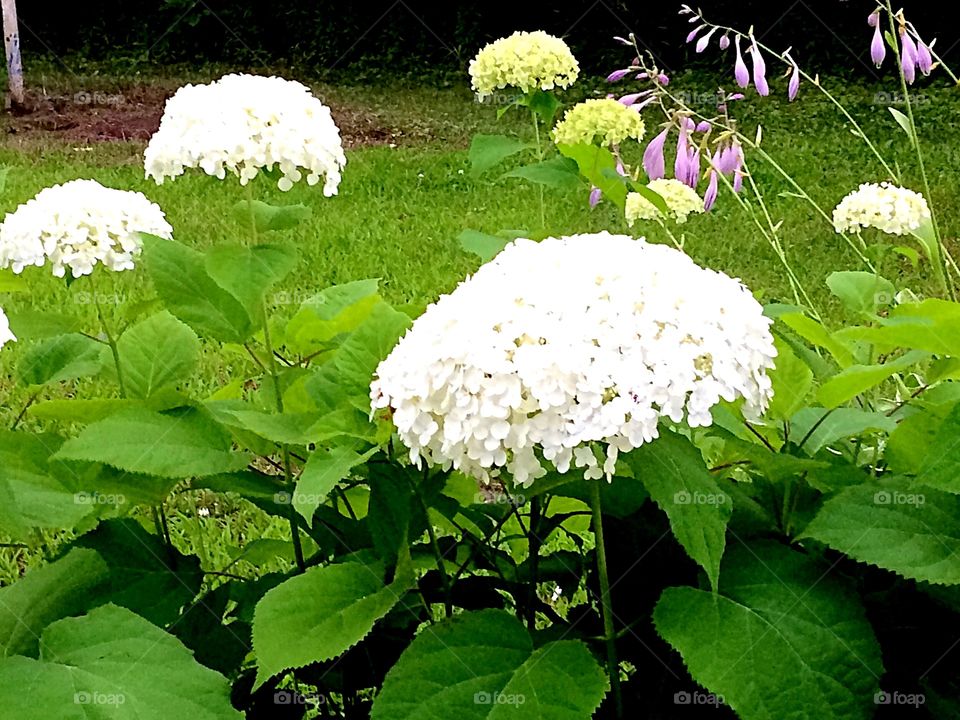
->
[832, 182, 931, 236]
[0, 179, 173, 278]
[626, 179, 705, 225]
[371, 233, 776, 487]
[0, 308, 15, 350]
[145, 74, 346, 194]
[552, 98, 645, 148]
[469, 31, 580, 100]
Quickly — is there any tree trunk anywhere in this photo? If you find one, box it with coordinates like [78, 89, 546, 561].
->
[2, 0, 24, 108]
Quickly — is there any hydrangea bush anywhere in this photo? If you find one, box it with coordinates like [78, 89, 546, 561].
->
[0, 6, 959, 720]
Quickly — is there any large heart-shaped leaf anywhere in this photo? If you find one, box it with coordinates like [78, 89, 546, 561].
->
[625, 431, 731, 591]
[252, 559, 414, 687]
[654, 542, 882, 720]
[371, 608, 608, 719]
[54, 408, 249, 478]
[117, 311, 200, 399]
[0, 604, 241, 719]
[801, 480, 960, 584]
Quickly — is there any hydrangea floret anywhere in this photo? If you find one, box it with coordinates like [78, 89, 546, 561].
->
[469, 31, 580, 100]
[626, 179, 705, 225]
[552, 98, 646, 148]
[0, 179, 173, 278]
[832, 182, 931, 236]
[145, 73, 346, 194]
[371, 233, 776, 487]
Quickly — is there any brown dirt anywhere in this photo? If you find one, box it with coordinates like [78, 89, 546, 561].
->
[3, 84, 412, 148]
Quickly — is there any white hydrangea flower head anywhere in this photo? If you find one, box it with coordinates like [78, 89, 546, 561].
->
[371, 233, 776, 487]
[0, 307, 15, 350]
[626, 179, 705, 225]
[832, 182, 931, 236]
[0, 179, 173, 278]
[469, 31, 580, 100]
[145, 73, 346, 194]
[552, 98, 646, 148]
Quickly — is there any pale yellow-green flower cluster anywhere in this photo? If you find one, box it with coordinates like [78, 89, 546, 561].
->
[626, 179, 705, 225]
[552, 98, 645, 148]
[469, 31, 580, 100]
[832, 182, 931, 236]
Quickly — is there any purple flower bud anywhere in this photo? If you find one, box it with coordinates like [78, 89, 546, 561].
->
[696, 28, 716, 53]
[733, 170, 745, 193]
[643, 128, 670, 181]
[751, 38, 769, 96]
[606, 68, 632, 82]
[715, 144, 741, 174]
[704, 169, 719, 211]
[734, 36, 750, 88]
[728, 93, 746, 100]
[635, 72, 649, 80]
[719, 34, 731, 50]
[589, 187, 602, 208]
[696, 120, 712, 133]
[917, 37, 933, 75]
[675, 128, 691, 182]
[871, 23, 886, 67]
[619, 90, 653, 106]
[657, 73, 670, 85]
[901, 30, 918, 84]
[686, 147, 702, 189]
[868, 11, 880, 28]
[788, 65, 800, 101]
[687, 25, 704, 44]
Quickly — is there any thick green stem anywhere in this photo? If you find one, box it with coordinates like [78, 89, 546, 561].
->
[589, 481, 622, 718]
[246, 183, 307, 573]
[90, 274, 127, 397]
[531, 108, 546, 231]
[526, 496, 542, 630]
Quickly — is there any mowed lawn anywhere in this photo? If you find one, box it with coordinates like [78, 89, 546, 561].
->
[0, 72, 957, 425]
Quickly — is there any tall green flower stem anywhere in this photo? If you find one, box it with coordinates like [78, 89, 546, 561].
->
[245, 184, 306, 573]
[90, 273, 126, 397]
[92, 273, 171, 548]
[884, 1, 958, 301]
[527, 496, 542, 630]
[530, 108, 547, 231]
[589, 480, 622, 718]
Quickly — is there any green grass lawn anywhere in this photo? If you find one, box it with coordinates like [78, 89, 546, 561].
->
[0, 69, 957, 581]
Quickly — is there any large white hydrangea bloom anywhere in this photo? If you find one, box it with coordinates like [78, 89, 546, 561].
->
[0, 308, 15, 350]
[145, 74, 346, 194]
[832, 182, 931, 236]
[0, 179, 173, 278]
[469, 31, 580, 100]
[371, 233, 776, 486]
